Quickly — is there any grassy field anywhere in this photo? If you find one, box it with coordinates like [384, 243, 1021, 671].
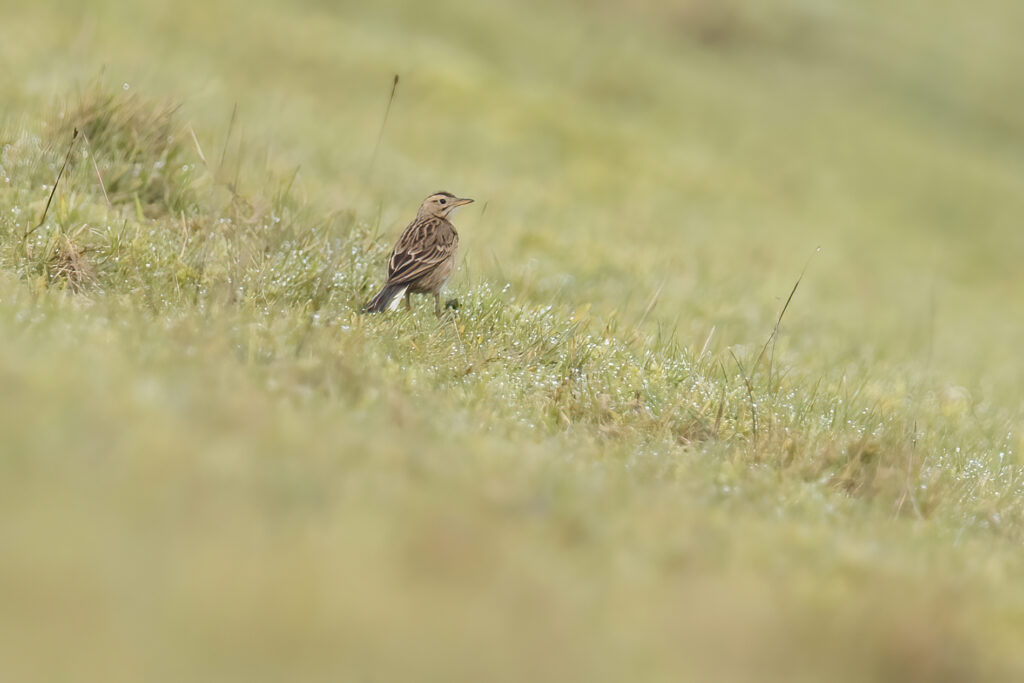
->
[2, 0, 1024, 680]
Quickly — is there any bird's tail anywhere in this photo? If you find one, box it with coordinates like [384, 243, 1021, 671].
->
[362, 283, 408, 313]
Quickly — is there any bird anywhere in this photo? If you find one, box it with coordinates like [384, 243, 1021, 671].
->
[363, 191, 474, 316]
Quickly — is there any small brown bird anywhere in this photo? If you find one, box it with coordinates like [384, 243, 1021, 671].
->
[363, 191, 474, 316]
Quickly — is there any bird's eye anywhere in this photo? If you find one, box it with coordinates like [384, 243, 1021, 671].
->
[439, 198, 447, 205]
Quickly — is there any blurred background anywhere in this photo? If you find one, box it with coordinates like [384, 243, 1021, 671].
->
[2, 0, 1024, 680]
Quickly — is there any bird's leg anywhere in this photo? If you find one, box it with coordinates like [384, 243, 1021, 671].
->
[434, 292, 442, 317]
[404, 290, 412, 311]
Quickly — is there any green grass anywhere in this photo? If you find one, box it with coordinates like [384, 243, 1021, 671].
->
[2, 0, 1024, 680]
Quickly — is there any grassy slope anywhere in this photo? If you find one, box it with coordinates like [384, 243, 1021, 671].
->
[2, 0, 1024, 680]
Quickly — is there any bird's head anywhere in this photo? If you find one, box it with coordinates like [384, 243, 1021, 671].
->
[418, 191, 473, 219]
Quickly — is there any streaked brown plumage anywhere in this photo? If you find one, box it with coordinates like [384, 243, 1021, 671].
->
[363, 191, 474, 316]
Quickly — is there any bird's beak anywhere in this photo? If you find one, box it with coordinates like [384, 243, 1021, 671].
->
[452, 197, 474, 207]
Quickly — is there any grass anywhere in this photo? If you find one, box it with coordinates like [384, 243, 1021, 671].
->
[2, 0, 1024, 680]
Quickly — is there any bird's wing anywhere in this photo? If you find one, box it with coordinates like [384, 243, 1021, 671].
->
[386, 217, 457, 286]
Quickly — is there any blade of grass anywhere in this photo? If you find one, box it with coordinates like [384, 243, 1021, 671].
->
[364, 74, 400, 184]
[27, 127, 79, 239]
[753, 246, 820, 382]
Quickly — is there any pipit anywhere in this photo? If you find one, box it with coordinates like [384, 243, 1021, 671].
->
[363, 191, 473, 316]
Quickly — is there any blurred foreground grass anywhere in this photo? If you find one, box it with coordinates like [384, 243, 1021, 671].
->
[2, 0, 1024, 680]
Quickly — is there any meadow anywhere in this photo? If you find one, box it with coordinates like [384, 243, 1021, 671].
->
[2, 0, 1024, 680]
